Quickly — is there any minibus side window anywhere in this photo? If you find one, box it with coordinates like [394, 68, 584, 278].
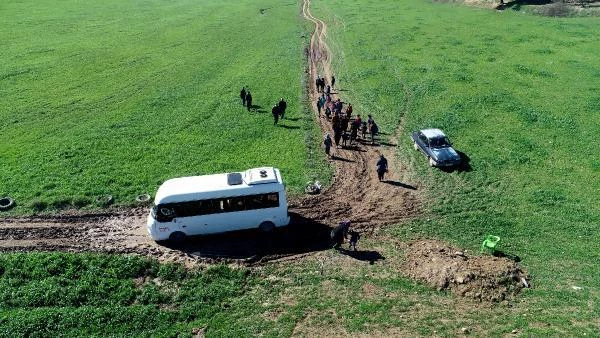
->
[155, 204, 175, 222]
[264, 193, 280, 208]
[245, 194, 264, 210]
[228, 196, 245, 211]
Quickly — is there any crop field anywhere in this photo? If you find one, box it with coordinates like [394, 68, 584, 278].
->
[0, 0, 328, 214]
[316, 0, 599, 334]
[1, 0, 599, 336]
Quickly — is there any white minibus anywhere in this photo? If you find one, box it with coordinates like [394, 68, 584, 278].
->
[147, 167, 290, 242]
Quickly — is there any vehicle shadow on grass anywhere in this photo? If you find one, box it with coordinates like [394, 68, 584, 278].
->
[496, 0, 551, 10]
[161, 212, 332, 261]
[439, 150, 472, 173]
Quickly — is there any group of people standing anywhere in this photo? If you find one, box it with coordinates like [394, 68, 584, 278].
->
[240, 87, 287, 126]
[330, 220, 361, 251]
[240, 87, 253, 111]
[271, 98, 287, 125]
[318, 76, 389, 181]
[315, 74, 334, 94]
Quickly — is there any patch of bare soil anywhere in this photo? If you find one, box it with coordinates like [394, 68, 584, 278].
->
[297, 0, 421, 233]
[403, 240, 529, 301]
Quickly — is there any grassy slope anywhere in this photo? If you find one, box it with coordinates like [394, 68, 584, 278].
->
[315, 0, 599, 334]
[0, 0, 329, 214]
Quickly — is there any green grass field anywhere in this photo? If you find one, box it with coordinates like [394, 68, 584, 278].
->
[0, 0, 329, 214]
[1, 0, 599, 336]
[317, 0, 599, 334]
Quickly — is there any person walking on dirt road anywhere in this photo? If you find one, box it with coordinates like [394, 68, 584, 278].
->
[278, 98, 287, 119]
[316, 97, 323, 117]
[370, 122, 379, 145]
[346, 103, 353, 119]
[246, 91, 253, 111]
[334, 128, 342, 147]
[331, 75, 336, 90]
[272, 105, 280, 125]
[376, 154, 388, 181]
[323, 133, 333, 158]
[348, 230, 360, 251]
[240, 87, 247, 106]
[331, 220, 351, 249]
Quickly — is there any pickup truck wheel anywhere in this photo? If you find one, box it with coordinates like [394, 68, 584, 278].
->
[259, 221, 275, 233]
[429, 157, 436, 167]
[169, 231, 187, 243]
[413, 141, 419, 151]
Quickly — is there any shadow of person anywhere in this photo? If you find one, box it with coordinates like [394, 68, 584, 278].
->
[159, 212, 332, 262]
[331, 155, 355, 163]
[382, 180, 417, 190]
[378, 141, 397, 147]
[337, 248, 386, 265]
[278, 124, 301, 130]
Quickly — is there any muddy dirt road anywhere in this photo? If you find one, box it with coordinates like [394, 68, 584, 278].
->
[0, 0, 421, 265]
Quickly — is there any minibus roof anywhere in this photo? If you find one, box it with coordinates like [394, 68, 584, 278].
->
[154, 167, 283, 204]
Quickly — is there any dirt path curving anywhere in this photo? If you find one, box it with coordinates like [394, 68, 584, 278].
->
[295, 0, 421, 231]
[0, 0, 421, 265]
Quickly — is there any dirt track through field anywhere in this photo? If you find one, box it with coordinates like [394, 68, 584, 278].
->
[0, 0, 421, 265]
[295, 0, 420, 228]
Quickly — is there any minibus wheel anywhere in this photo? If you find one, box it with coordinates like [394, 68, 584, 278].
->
[259, 221, 275, 233]
[169, 231, 187, 243]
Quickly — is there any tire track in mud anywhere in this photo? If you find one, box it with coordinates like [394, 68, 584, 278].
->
[0, 0, 421, 265]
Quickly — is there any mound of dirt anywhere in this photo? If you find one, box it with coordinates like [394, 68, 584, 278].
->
[403, 240, 529, 302]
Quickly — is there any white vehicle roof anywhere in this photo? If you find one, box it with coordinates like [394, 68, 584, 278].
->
[154, 167, 283, 204]
[420, 128, 447, 139]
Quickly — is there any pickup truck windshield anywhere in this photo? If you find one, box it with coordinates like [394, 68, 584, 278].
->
[430, 137, 451, 148]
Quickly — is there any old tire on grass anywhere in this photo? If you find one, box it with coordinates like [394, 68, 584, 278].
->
[169, 231, 187, 243]
[96, 195, 113, 206]
[0, 197, 15, 211]
[259, 221, 276, 233]
[136, 193, 151, 203]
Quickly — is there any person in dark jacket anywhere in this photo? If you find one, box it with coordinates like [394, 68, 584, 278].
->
[278, 98, 287, 119]
[272, 105, 280, 125]
[240, 87, 247, 106]
[331, 220, 351, 249]
[376, 154, 388, 181]
[323, 133, 333, 158]
[348, 230, 360, 251]
[346, 103, 353, 119]
[331, 75, 336, 89]
[370, 122, 379, 145]
[246, 91, 253, 111]
[316, 98, 323, 117]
